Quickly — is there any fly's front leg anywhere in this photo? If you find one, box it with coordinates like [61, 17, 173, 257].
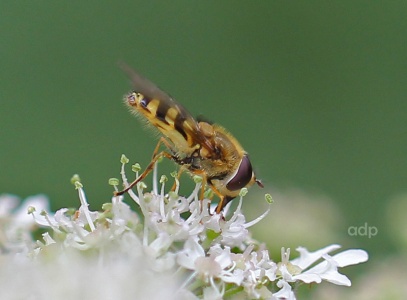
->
[208, 184, 232, 214]
[114, 137, 173, 196]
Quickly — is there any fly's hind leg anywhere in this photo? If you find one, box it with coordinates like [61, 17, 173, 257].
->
[114, 137, 174, 196]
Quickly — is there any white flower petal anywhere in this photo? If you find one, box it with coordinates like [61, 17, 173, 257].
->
[320, 271, 351, 286]
[274, 280, 296, 300]
[297, 254, 351, 286]
[148, 232, 172, 257]
[332, 249, 369, 267]
[177, 238, 205, 270]
[220, 268, 244, 285]
[204, 214, 222, 232]
[290, 244, 341, 270]
[210, 245, 232, 269]
[291, 272, 322, 284]
[195, 256, 222, 277]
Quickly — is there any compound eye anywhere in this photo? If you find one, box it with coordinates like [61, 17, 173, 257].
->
[226, 155, 253, 191]
[139, 94, 149, 108]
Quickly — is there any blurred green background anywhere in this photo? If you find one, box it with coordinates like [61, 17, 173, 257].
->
[1, 1, 406, 297]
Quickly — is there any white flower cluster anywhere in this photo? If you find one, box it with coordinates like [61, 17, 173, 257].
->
[0, 156, 368, 300]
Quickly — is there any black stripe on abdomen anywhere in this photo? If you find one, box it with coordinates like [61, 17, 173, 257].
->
[174, 111, 188, 140]
[155, 100, 170, 125]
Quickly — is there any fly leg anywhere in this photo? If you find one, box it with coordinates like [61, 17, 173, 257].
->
[115, 137, 174, 196]
[207, 184, 234, 214]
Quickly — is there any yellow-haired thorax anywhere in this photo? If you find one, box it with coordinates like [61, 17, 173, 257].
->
[197, 122, 258, 202]
[197, 122, 246, 178]
[212, 124, 246, 155]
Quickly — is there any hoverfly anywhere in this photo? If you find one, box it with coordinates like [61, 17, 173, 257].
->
[115, 64, 263, 213]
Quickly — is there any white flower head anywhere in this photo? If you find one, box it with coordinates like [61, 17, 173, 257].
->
[0, 156, 368, 299]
